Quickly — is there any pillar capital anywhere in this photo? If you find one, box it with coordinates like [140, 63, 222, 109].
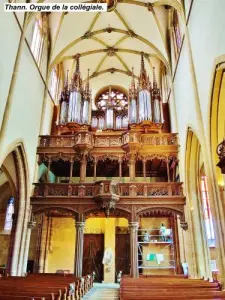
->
[128, 222, 139, 231]
[75, 222, 85, 230]
[28, 221, 36, 230]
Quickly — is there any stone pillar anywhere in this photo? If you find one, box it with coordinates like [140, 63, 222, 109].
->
[10, 202, 26, 275]
[129, 158, 136, 182]
[128, 222, 139, 278]
[74, 222, 85, 277]
[80, 157, 87, 183]
[38, 215, 48, 273]
[22, 220, 36, 275]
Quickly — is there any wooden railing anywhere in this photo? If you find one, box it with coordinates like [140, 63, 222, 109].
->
[122, 132, 178, 146]
[33, 181, 183, 198]
[38, 133, 178, 149]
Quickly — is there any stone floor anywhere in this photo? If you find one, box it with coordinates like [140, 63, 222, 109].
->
[82, 283, 120, 300]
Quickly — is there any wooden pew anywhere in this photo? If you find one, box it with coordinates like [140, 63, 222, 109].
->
[120, 275, 225, 300]
[0, 273, 93, 300]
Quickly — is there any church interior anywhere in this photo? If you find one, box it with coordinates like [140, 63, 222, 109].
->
[0, 0, 225, 299]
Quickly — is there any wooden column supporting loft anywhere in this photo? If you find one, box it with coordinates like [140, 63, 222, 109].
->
[74, 221, 85, 277]
[129, 222, 139, 278]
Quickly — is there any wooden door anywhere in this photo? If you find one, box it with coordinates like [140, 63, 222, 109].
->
[115, 233, 130, 277]
[82, 234, 104, 282]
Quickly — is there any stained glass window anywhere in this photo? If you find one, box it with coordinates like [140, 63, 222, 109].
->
[4, 197, 14, 231]
[96, 88, 128, 112]
[173, 11, 182, 56]
[200, 175, 215, 247]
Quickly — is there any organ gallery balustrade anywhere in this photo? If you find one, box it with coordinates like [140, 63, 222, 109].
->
[38, 132, 178, 153]
[32, 181, 183, 198]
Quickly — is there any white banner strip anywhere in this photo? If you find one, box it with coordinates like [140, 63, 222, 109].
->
[4, 3, 107, 12]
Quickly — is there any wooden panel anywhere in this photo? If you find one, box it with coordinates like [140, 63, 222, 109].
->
[115, 233, 130, 276]
[83, 234, 104, 282]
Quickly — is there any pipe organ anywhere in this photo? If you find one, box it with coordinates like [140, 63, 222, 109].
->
[58, 53, 163, 132]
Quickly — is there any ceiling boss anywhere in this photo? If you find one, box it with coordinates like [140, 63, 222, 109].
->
[97, 0, 118, 12]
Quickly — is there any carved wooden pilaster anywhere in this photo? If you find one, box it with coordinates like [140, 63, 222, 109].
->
[129, 157, 136, 182]
[119, 158, 122, 179]
[47, 159, 52, 183]
[69, 159, 74, 183]
[166, 158, 170, 182]
[170, 216, 182, 274]
[142, 159, 146, 180]
[93, 158, 97, 181]
[74, 221, 85, 277]
[128, 222, 139, 278]
[80, 156, 87, 183]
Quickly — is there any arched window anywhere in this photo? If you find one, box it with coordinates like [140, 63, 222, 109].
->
[172, 10, 182, 57]
[200, 172, 215, 247]
[50, 67, 59, 101]
[95, 86, 128, 130]
[31, 14, 46, 65]
[4, 197, 14, 231]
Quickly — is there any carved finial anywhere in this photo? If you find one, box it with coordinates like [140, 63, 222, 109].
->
[129, 67, 137, 99]
[138, 52, 150, 91]
[60, 70, 70, 103]
[153, 66, 157, 88]
[71, 54, 82, 92]
[83, 69, 91, 101]
[141, 52, 145, 72]
[152, 66, 161, 101]
[75, 54, 80, 73]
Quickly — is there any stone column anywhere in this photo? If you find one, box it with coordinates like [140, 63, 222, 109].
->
[128, 222, 139, 278]
[22, 220, 36, 275]
[74, 222, 85, 277]
[129, 158, 136, 182]
[80, 157, 87, 183]
[38, 215, 48, 273]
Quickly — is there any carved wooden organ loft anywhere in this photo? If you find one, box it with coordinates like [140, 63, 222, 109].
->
[31, 53, 187, 228]
[217, 138, 225, 174]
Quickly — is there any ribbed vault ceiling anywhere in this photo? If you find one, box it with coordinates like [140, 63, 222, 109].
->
[32, 0, 183, 98]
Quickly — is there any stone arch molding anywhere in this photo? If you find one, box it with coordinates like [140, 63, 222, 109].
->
[0, 144, 30, 276]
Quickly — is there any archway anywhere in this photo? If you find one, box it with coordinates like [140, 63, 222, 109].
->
[0, 146, 29, 276]
[185, 129, 212, 279]
[29, 207, 78, 274]
[210, 62, 225, 212]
